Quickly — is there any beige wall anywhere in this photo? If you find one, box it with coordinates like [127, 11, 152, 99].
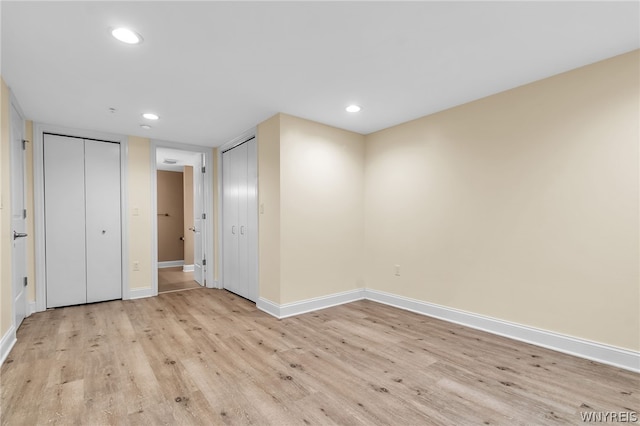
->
[157, 170, 184, 262]
[280, 114, 365, 303]
[128, 136, 153, 290]
[183, 166, 194, 266]
[257, 114, 281, 303]
[0, 77, 11, 337]
[364, 50, 639, 351]
[257, 114, 365, 304]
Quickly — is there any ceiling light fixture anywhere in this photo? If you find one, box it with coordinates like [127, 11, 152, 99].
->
[142, 113, 159, 120]
[163, 159, 178, 165]
[346, 104, 362, 113]
[140, 124, 152, 130]
[111, 27, 143, 44]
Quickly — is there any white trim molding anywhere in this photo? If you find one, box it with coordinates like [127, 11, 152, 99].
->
[0, 326, 17, 367]
[27, 301, 36, 317]
[158, 260, 184, 268]
[128, 287, 154, 300]
[257, 289, 366, 319]
[364, 289, 640, 373]
[182, 264, 194, 272]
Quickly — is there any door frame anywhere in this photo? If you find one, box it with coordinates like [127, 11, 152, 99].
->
[33, 123, 129, 312]
[9, 91, 27, 329]
[218, 127, 258, 298]
[150, 140, 215, 295]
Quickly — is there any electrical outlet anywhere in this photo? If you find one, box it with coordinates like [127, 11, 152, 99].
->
[394, 264, 401, 276]
[133, 261, 140, 271]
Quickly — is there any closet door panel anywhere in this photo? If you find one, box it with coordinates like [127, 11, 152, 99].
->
[222, 148, 240, 295]
[85, 140, 122, 303]
[246, 139, 258, 302]
[237, 143, 250, 299]
[44, 134, 87, 308]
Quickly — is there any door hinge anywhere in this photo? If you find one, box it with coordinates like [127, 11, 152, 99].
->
[22, 139, 29, 150]
[23, 277, 28, 287]
[202, 259, 207, 266]
[202, 213, 206, 219]
[23, 209, 27, 219]
[201, 166, 206, 173]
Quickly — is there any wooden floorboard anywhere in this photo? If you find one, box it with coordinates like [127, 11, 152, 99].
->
[1, 288, 638, 425]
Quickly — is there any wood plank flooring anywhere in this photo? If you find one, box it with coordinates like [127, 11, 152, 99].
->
[1, 288, 638, 425]
[158, 267, 200, 293]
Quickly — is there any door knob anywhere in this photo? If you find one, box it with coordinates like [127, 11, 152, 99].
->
[13, 231, 28, 240]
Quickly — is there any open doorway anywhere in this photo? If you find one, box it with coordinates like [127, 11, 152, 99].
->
[155, 147, 205, 293]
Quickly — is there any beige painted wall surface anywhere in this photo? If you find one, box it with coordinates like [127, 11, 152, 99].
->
[0, 77, 11, 337]
[157, 170, 184, 262]
[257, 114, 281, 303]
[280, 114, 365, 304]
[364, 50, 640, 351]
[128, 136, 153, 290]
[183, 166, 194, 266]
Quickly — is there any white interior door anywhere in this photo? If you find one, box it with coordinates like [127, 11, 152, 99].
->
[44, 134, 87, 308]
[10, 103, 27, 329]
[85, 140, 122, 303]
[193, 153, 205, 286]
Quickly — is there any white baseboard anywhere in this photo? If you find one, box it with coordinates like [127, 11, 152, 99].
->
[364, 289, 640, 373]
[0, 325, 17, 367]
[128, 287, 154, 300]
[182, 264, 194, 272]
[27, 301, 36, 317]
[158, 260, 184, 268]
[206, 280, 218, 289]
[255, 287, 639, 372]
[258, 288, 365, 319]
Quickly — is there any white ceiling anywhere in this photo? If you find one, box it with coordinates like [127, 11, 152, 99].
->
[1, 2, 638, 147]
[156, 147, 202, 172]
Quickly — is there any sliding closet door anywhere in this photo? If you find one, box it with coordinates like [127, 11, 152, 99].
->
[44, 134, 87, 308]
[85, 140, 122, 303]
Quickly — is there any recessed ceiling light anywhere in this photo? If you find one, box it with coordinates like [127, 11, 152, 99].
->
[111, 27, 143, 44]
[346, 105, 362, 113]
[142, 113, 159, 120]
[140, 124, 152, 130]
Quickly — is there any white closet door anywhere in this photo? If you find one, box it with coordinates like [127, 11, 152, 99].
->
[44, 134, 87, 308]
[85, 140, 122, 303]
[246, 138, 258, 302]
[222, 140, 258, 302]
[236, 142, 250, 299]
[222, 146, 240, 295]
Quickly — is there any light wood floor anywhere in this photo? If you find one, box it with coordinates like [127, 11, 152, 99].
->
[158, 266, 201, 293]
[1, 289, 638, 425]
